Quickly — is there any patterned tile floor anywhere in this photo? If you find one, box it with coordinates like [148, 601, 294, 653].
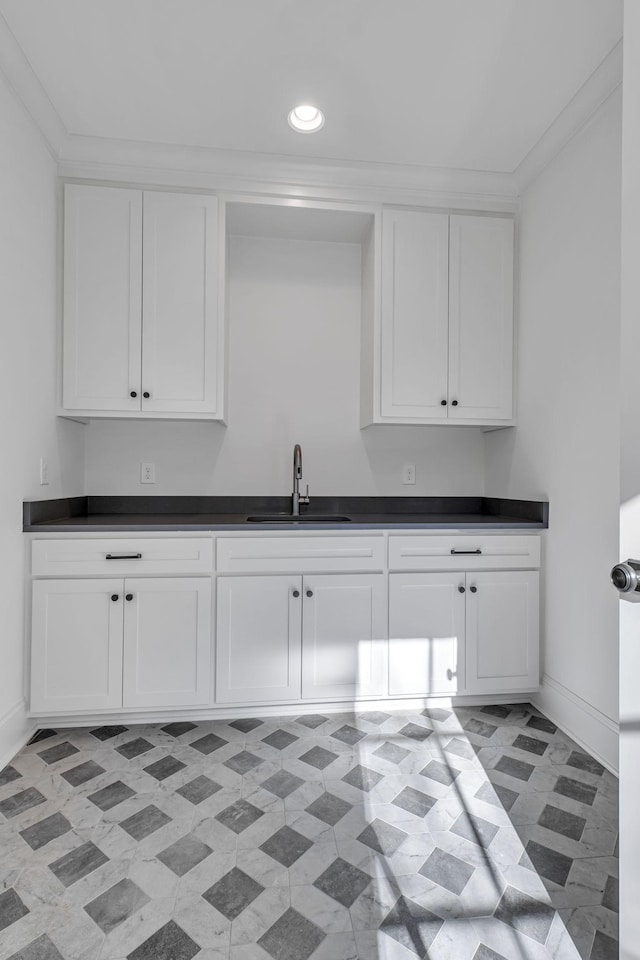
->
[0, 704, 618, 960]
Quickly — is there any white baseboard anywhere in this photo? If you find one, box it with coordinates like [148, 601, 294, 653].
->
[532, 674, 618, 776]
[0, 699, 36, 771]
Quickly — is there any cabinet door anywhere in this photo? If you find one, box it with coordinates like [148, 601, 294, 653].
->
[142, 192, 221, 415]
[302, 574, 386, 699]
[380, 209, 449, 419]
[389, 573, 465, 697]
[466, 571, 539, 693]
[63, 185, 142, 411]
[448, 216, 514, 420]
[31, 579, 123, 712]
[216, 576, 302, 703]
[122, 577, 211, 708]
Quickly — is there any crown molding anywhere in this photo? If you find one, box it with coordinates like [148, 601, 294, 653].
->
[514, 39, 623, 192]
[0, 11, 67, 158]
[0, 5, 621, 208]
[57, 137, 520, 211]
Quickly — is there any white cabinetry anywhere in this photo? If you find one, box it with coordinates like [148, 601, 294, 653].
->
[216, 576, 302, 703]
[465, 571, 539, 693]
[30, 539, 213, 714]
[301, 574, 386, 699]
[215, 536, 386, 706]
[370, 209, 514, 425]
[388, 534, 539, 697]
[389, 573, 465, 697]
[62, 184, 224, 420]
[31, 579, 124, 712]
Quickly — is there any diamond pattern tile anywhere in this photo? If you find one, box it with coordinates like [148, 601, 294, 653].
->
[494, 884, 556, 944]
[306, 791, 352, 826]
[332, 724, 366, 746]
[157, 833, 212, 876]
[258, 907, 326, 960]
[381, 896, 443, 957]
[127, 919, 199, 960]
[84, 878, 149, 933]
[215, 799, 264, 834]
[298, 745, 338, 770]
[202, 867, 265, 920]
[49, 841, 108, 887]
[116, 737, 154, 760]
[261, 769, 304, 798]
[419, 846, 475, 895]
[61, 760, 106, 786]
[260, 825, 313, 866]
[313, 857, 371, 906]
[0, 889, 29, 932]
[342, 763, 383, 792]
[224, 750, 264, 775]
[119, 804, 172, 841]
[357, 818, 408, 856]
[0, 707, 616, 960]
[262, 729, 299, 750]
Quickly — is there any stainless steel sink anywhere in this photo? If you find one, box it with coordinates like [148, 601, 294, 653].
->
[246, 514, 351, 523]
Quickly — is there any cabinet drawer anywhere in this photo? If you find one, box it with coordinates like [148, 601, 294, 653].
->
[32, 538, 214, 576]
[388, 535, 540, 571]
[217, 536, 385, 573]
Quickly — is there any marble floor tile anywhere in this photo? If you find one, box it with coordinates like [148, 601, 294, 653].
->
[0, 704, 616, 960]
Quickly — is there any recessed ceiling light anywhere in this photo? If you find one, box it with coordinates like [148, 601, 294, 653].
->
[288, 104, 325, 133]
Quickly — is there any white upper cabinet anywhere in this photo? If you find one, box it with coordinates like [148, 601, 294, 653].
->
[63, 185, 142, 412]
[61, 184, 225, 420]
[380, 210, 450, 418]
[448, 215, 514, 421]
[142, 191, 220, 414]
[367, 208, 515, 425]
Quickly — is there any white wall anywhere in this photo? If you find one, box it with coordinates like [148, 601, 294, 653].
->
[0, 74, 85, 764]
[86, 234, 485, 497]
[485, 91, 621, 769]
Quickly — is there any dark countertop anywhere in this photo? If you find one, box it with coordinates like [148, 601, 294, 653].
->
[23, 496, 548, 532]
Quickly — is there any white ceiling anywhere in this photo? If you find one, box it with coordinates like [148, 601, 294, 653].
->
[0, 0, 622, 173]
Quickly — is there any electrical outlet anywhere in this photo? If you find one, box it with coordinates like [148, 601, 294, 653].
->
[140, 462, 156, 484]
[402, 463, 416, 485]
[39, 458, 49, 485]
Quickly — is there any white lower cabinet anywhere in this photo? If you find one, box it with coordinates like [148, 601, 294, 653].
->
[301, 574, 386, 700]
[216, 576, 303, 703]
[122, 578, 211, 708]
[389, 573, 465, 697]
[31, 579, 124, 712]
[388, 570, 539, 697]
[216, 572, 386, 705]
[31, 577, 211, 713]
[465, 570, 539, 693]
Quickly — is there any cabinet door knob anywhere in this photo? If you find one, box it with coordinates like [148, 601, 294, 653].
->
[306, 589, 313, 598]
[440, 399, 447, 406]
[470, 585, 477, 593]
[451, 399, 458, 406]
[447, 668, 454, 681]
[125, 593, 134, 601]
[111, 594, 119, 602]
[143, 391, 150, 399]
[130, 390, 137, 398]
[292, 590, 300, 598]
[458, 585, 465, 593]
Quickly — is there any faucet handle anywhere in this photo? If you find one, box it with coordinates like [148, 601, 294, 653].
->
[301, 484, 310, 504]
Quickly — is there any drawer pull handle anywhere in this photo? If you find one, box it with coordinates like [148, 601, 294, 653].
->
[450, 548, 482, 555]
[105, 553, 143, 560]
